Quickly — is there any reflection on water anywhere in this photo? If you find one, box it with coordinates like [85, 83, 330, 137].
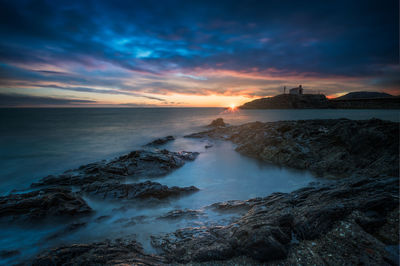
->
[161, 138, 316, 207]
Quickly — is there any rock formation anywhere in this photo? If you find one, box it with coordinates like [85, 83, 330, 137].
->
[0, 188, 91, 221]
[186, 118, 399, 178]
[32, 239, 166, 266]
[80, 181, 199, 200]
[152, 176, 399, 265]
[32, 149, 199, 187]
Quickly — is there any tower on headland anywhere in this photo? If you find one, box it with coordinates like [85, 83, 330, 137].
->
[289, 85, 303, 95]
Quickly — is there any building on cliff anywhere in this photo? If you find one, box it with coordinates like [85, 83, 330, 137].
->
[290, 85, 303, 95]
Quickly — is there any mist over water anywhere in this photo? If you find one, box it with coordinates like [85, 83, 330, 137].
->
[1, 108, 398, 194]
[0, 108, 398, 264]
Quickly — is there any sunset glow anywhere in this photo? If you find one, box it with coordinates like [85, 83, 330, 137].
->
[0, 1, 398, 107]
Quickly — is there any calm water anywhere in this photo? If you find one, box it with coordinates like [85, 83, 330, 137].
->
[1, 108, 398, 194]
[0, 108, 398, 263]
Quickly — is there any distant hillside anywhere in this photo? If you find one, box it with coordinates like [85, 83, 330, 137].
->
[240, 94, 329, 109]
[334, 91, 394, 100]
[240, 93, 400, 109]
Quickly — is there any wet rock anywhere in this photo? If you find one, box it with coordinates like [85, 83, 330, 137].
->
[208, 198, 266, 212]
[158, 209, 204, 220]
[80, 181, 199, 200]
[32, 149, 199, 188]
[114, 215, 148, 227]
[145, 136, 175, 146]
[187, 118, 399, 178]
[152, 177, 399, 264]
[0, 188, 92, 220]
[208, 118, 226, 127]
[276, 219, 397, 266]
[32, 239, 165, 266]
[151, 227, 235, 263]
[46, 222, 87, 240]
[94, 215, 110, 222]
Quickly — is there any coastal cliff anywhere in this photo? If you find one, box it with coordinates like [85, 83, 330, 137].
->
[240, 94, 330, 109]
[240, 93, 400, 109]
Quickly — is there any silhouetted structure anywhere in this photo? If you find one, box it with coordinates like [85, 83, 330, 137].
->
[290, 85, 303, 95]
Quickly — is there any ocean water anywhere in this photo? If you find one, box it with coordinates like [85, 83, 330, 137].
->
[1, 108, 398, 194]
[0, 108, 398, 263]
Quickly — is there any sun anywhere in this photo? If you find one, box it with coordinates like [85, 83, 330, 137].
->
[229, 103, 236, 111]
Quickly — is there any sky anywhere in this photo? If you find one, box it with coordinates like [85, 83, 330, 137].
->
[0, 0, 398, 107]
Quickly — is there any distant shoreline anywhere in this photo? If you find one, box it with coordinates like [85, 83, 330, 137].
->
[239, 93, 400, 109]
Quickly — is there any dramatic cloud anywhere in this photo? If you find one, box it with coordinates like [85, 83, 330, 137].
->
[0, 93, 96, 107]
[0, 0, 398, 106]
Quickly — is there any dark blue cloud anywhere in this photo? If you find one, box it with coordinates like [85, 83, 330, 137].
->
[0, 93, 96, 107]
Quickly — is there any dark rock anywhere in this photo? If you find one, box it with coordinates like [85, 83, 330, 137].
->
[208, 198, 265, 212]
[114, 215, 148, 227]
[31, 149, 199, 188]
[0, 188, 92, 220]
[80, 181, 199, 200]
[151, 227, 235, 263]
[32, 239, 165, 266]
[158, 209, 204, 220]
[46, 222, 87, 240]
[355, 211, 387, 234]
[94, 215, 110, 222]
[187, 118, 399, 178]
[208, 118, 226, 127]
[145, 136, 175, 146]
[151, 177, 399, 264]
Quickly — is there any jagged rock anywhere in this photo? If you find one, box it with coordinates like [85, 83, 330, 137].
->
[80, 181, 199, 200]
[208, 118, 226, 127]
[0, 188, 92, 220]
[145, 136, 175, 146]
[157, 209, 204, 220]
[186, 118, 399, 178]
[151, 177, 399, 264]
[31, 149, 199, 188]
[208, 198, 266, 212]
[32, 239, 165, 266]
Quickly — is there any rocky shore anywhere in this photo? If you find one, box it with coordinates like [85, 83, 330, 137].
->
[1, 118, 398, 265]
[1, 148, 200, 224]
[152, 176, 398, 265]
[187, 118, 399, 178]
[32, 239, 166, 265]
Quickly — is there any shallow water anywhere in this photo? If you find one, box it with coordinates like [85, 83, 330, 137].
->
[0, 108, 398, 264]
[0, 137, 319, 264]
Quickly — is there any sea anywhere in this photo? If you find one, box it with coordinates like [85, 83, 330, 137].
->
[0, 107, 398, 264]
